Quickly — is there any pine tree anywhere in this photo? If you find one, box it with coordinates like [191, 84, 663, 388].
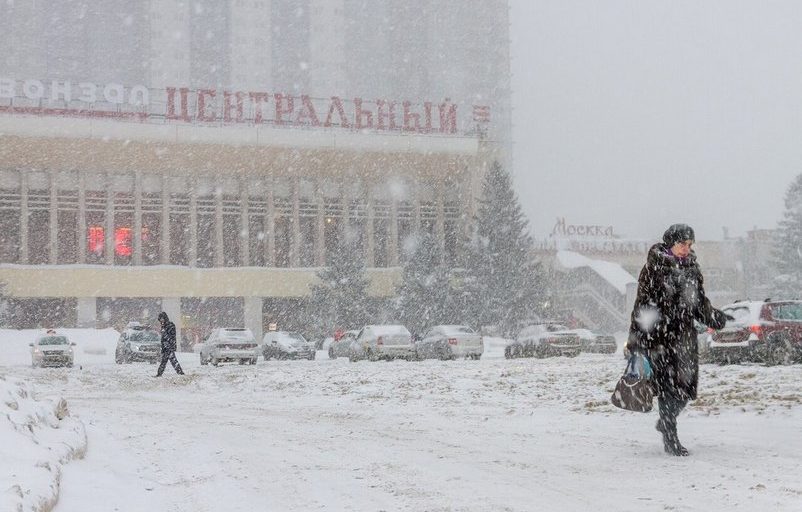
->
[462, 161, 546, 336]
[771, 173, 802, 298]
[393, 233, 460, 336]
[307, 239, 373, 339]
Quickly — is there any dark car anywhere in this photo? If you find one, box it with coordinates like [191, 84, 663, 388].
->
[115, 322, 162, 364]
[709, 299, 802, 365]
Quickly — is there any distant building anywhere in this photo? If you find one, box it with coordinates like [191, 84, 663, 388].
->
[0, 1, 512, 339]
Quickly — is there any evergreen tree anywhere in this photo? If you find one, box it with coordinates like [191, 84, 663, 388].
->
[393, 233, 461, 336]
[462, 161, 546, 335]
[771, 173, 802, 298]
[307, 239, 373, 339]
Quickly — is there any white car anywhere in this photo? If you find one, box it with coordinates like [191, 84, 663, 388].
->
[505, 323, 581, 358]
[348, 325, 416, 362]
[30, 330, 75, 368]
[199, 328, 258, 366]
[416, 325, 484, 360]
[328, 330, 359, 360]
[261, 331, 316, 360]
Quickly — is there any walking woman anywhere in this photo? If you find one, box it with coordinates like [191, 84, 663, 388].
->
[626, 224, 728, 456]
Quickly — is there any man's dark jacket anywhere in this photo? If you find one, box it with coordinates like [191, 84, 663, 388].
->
[161, 318, 177, 353]
[628, 243, 727, 400]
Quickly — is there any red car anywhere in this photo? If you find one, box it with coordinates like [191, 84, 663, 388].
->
[709, 300, 802, 365]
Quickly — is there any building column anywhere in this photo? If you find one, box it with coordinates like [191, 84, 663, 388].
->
[19, 171, 29, 264]
[240, 176, 250, 266]
[214, 180, 224, 267]
[105, 173, 115, 265]
[77, 171, 87, 263]
[244, 297, 263, 345]
[315, 179, 325, 266]
[266, 183, 275, 267]
[290, 177, 300, 267]
[365, 180, 375, 267]
[133, 171, 143, 265]
[389, 198, 399, 266]
[160, 174, 170, 264]
[77, 297, 97, 328]
[189, 175, 198, 266]
[49, 170, 59, 264]
[161, 297, 182, 346]
[435, 178, 446, 260]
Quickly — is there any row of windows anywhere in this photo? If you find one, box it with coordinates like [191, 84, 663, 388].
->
[0, 208, 462, 268]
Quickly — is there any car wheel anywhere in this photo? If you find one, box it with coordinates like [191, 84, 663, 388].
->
[250, 358, 257, 365]
[211, 356, 219, 366]
[439, 347, 452, 361]
[328, 348, 335, 359]
[766, 340, 789, 366]
[200, 353, 207, 365]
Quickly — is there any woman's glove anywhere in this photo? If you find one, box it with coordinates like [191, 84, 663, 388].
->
[709, 309, 729, 330]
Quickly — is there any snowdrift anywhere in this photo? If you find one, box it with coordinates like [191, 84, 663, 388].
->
[0, 376, 87, 512]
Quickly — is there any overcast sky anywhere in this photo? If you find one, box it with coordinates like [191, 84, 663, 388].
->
[509, 0, 802, 241]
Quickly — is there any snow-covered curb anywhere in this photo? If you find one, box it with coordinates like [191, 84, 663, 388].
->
[0, 376, 87, 512]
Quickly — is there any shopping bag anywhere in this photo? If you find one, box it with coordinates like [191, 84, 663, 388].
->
[610, 352, 654, 412]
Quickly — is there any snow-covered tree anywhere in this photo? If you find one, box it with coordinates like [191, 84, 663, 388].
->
[307, 239, 374, 339]
[462, 161, 547, 335]
[393, 233, 462, 336]
[771, 173, 802, 298]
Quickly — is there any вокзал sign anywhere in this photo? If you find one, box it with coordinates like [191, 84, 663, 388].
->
[0, 77, 490, 136]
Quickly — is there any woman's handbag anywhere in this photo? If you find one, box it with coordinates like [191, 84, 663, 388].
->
[610, 352, 654, 412]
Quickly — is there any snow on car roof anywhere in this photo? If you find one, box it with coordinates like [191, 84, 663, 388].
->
[721, 301, 765, 324]
[367, 325, 410, 336]
[556, 250, 636, 294]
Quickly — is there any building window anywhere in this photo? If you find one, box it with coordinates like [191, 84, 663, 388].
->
[222, 214, 241, 267]
[248, 215, 266, 266]
[324, 217, 341, 265]
[373, 218, 389, 267]
[142, 213, 161, 265]
[114, 213, 134, 265]
[57, 210, 78, 263]
[0, 206, 20, 263]
[274, 216, 290, 267]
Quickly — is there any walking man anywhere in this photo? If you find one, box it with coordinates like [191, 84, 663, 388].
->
[156, 311, 185, 377]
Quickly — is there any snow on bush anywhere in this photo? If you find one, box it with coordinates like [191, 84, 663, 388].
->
[0, 376, 87, 512]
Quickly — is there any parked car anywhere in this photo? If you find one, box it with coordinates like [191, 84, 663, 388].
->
[505, 323, 581, 359]
[570, 329, 617, 354]
[348, 325, 416, 362]
[416, 325, 483, 360]
[328, 330, 359, 360]
[30, 330, 75, 368]
[199, 328, 258, 366]
[262, 331, 316, 360]
[709, 299, 802, 365]
[115, 321, 161, 364]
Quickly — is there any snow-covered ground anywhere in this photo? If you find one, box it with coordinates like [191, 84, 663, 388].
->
[1, 329, 801, 511]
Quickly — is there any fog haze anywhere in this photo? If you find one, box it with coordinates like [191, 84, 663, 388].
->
[510, 0, 802, 241]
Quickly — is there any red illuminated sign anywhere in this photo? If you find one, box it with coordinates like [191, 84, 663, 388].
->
[115, 227, 132, 257]
[88, 226, 104, 254]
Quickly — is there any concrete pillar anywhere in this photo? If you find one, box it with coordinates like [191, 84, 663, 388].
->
[105, 173, 115, 265]
[161, 297, 182, 346]
[189, 175, 198, 266]
[266, 184, 275, 267]
[160, 174, 170, 264]
[20, 171, 28, 264]
[49, 170, 58, 264]
[315, 178, 325, 266]
[389, 197, 399, 266]
[77, 171, 87, 263]
[133, 171, 143, 265]
[240, 176, 250, 266]
[290, 177, 300, 267]
[76, 297, 97, 328]
[365, 180, 375, 267]
[214, 181, 224, 267]
[435, 178, 446, 261]
[244, 297, 263, 345]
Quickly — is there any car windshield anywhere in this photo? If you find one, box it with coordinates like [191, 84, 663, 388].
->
[545, 324, 568, 332]
[129, 331, 160, 342]
[280, 332, 307, 345]
[223, 330, 251, 338]
[441, 326, 475, 335]
[38, 335, 69, 345]
[771, 303, 802, 321]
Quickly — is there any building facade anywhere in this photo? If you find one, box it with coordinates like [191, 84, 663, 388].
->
[0, 1, 510, 340]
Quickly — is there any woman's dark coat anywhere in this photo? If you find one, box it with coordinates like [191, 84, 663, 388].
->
[628, 243, 727, 400]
